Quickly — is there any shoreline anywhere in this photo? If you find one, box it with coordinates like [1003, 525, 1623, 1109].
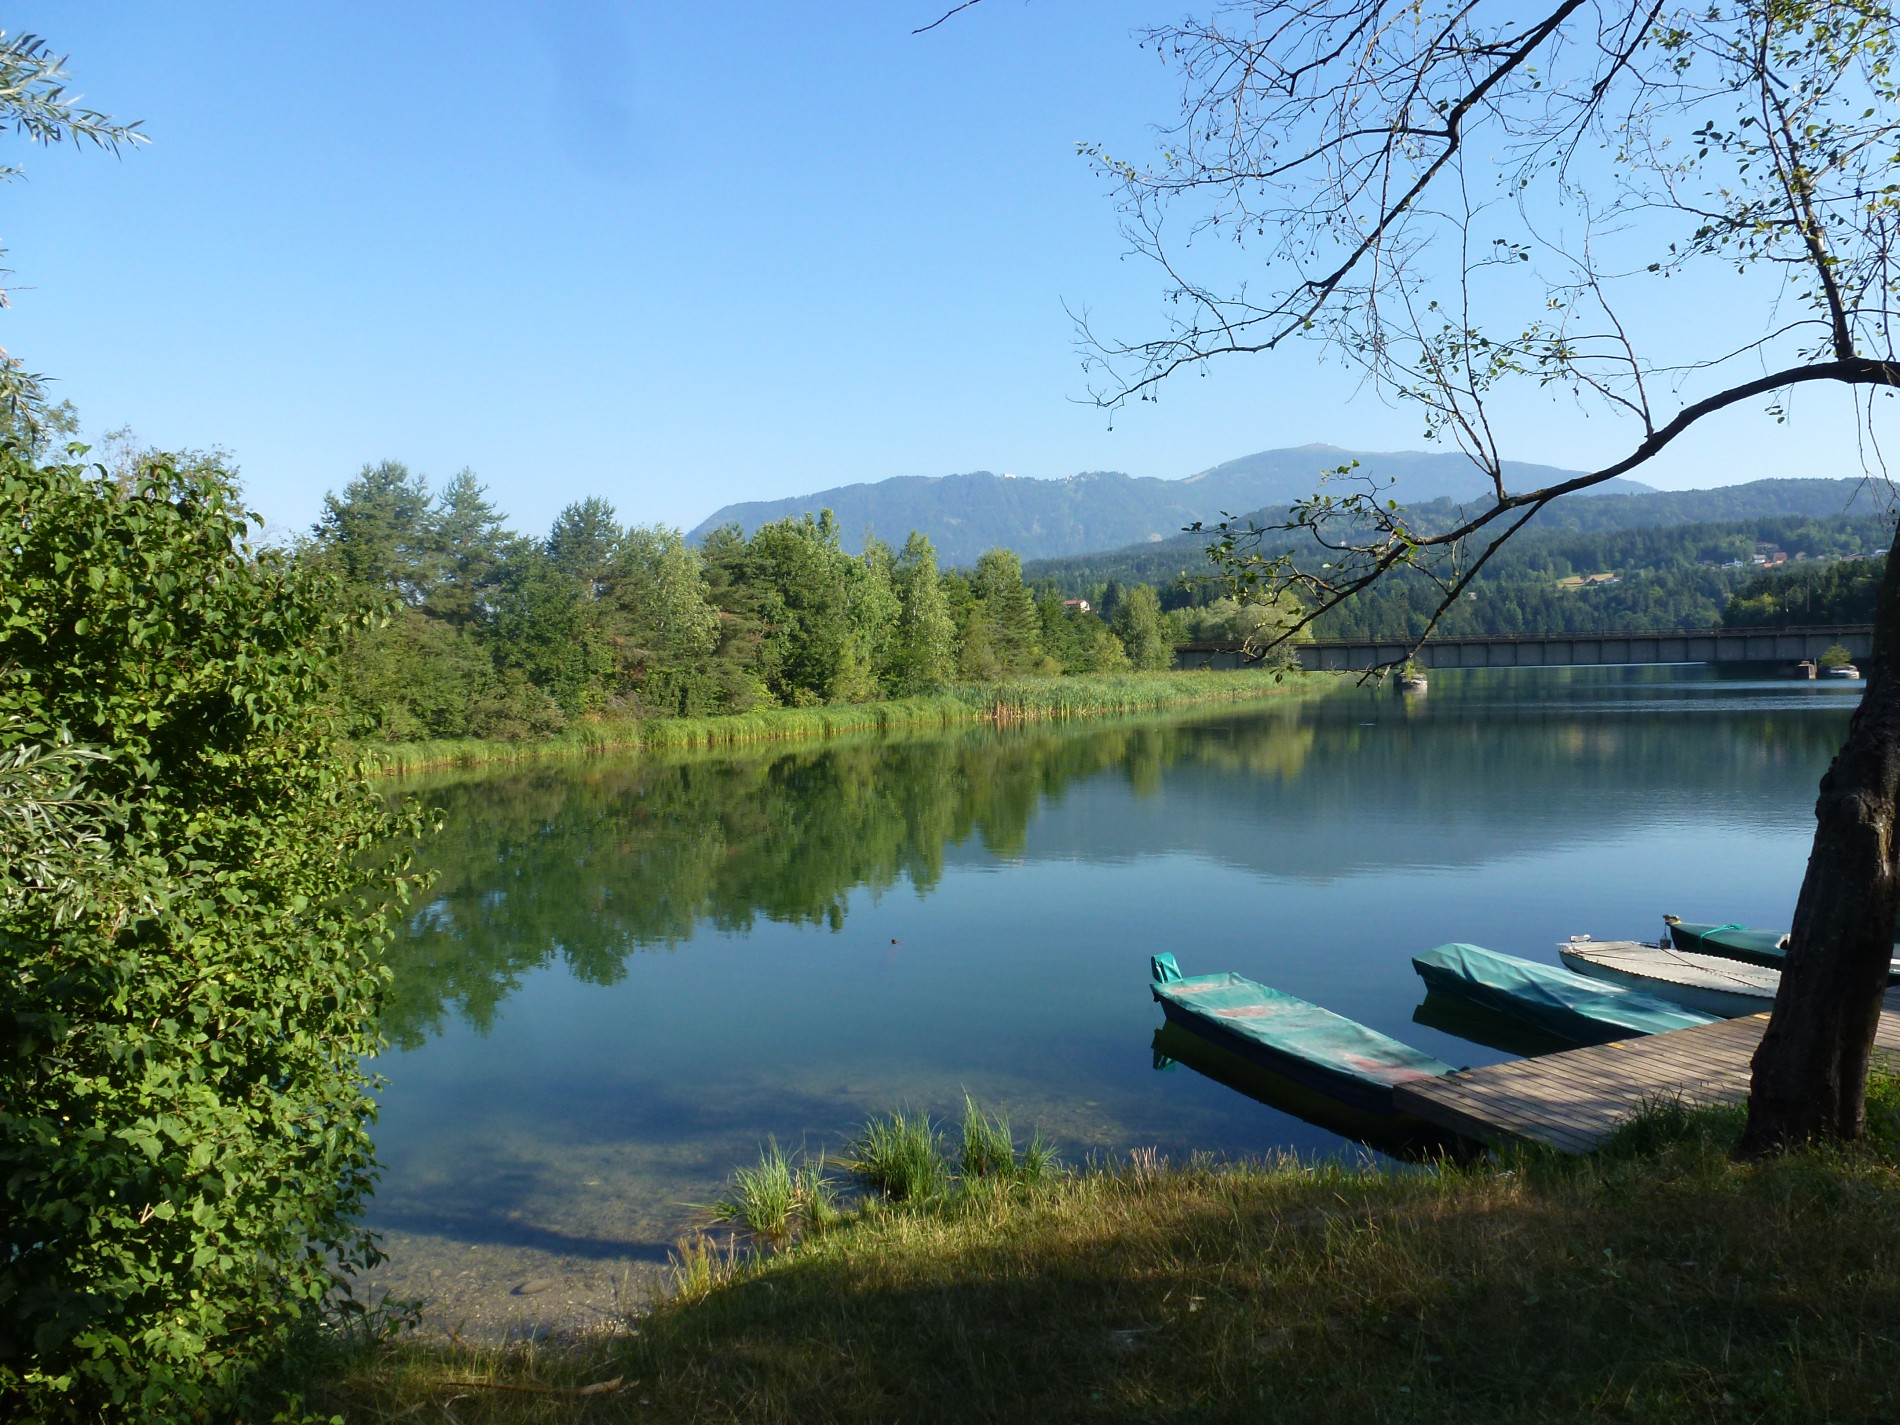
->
[308, 1090, 1900, 1423]
[355, 668, 1322, 776]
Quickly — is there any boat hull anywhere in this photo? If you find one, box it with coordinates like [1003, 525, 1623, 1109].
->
[1148, 960, 1451, 1118]
[1558, 943, 1774, 1018]
[1151, 1023, 1467, 1159]
[1155, 998, 1412, 1115]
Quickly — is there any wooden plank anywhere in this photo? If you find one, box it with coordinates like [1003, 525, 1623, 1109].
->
[1393, 1011, 1900, 1153]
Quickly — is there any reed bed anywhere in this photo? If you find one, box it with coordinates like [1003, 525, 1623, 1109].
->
[354, 669, 1312, 776]
[303, 1081, 1900, 1423]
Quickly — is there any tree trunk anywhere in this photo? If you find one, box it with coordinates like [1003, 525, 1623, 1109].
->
[1741, 517, 1900, 1153]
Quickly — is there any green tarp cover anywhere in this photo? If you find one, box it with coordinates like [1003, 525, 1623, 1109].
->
[1415, 942, 1716, 1041]
[1667, 921, 1789, 965]
[1669, 920, 1900, 978]
[1150, 968, 1453, 1092]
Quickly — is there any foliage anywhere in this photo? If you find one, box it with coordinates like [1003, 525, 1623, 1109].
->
[889, 533, 958, 693]
[0, 447, 418, 1419]
[1725, 555, 1887, 627]
[1111, 584, 1175, 671]
[310, 466, 1215, 740]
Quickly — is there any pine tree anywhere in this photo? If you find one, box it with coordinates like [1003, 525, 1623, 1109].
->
[972, 548, 1042, 673]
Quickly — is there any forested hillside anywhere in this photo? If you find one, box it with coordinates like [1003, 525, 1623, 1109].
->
[1034, 512, 1896, 641]
[1723, 556, 1887, 627]
[310, 463, 1284, 742]
[1026, 478, 1880, 591]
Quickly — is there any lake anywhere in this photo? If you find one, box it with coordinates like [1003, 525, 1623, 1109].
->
[360, 666, 1860, 1331]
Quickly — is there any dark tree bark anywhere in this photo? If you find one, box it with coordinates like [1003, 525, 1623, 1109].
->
[1743, 518, 1900, 1152]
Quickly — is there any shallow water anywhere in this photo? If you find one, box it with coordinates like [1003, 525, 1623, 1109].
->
[363, 666, 1861, 1326]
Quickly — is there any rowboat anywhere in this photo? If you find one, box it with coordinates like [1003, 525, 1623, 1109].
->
[1664, 916, 1900, 981]
[1556, 937, 1777, 1018]
[1412, 942, 1716, 1045]
[1661, 917, 1787, 966]
[1149, 953, 1452, 1116]
[1151, 1022, 1464, 1159]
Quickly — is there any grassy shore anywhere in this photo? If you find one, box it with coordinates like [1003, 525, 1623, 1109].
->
[302, 1087, 1900, 1423]
[356, 669, 1316, 775]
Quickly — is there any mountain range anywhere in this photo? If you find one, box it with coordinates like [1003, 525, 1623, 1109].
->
[687, 445, 1656, 567]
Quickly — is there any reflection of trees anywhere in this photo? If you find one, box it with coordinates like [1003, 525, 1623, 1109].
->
[1022, 696, 1850, 883]
[379, 689, 1843, 1048]
[381, 714, 1309, 1048]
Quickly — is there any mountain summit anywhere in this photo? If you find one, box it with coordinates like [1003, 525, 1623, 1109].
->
[687, 444, 1651, 566]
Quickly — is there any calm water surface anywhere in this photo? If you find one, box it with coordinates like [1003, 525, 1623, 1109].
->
[368, 667, 1861, 1275]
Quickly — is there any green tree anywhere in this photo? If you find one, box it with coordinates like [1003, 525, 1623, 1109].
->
[312, 460, 439, 603]
[889, 533, 958, 693]
[425, 468, 512, 631]
[491, 544, 610, 716]
[698, 522, 780, 710]
[1112, 583, 1174, 671]
[0, 450, 418, 1418]
[308, 464, 558, 740]
[970, 548, 1043, 673]
[610, 525, 724, 715]
[746, 512, 858, 705]
[1036, 591, 1085, 672]
[545, 496, 623, 600]
[843, 535, 903, 702]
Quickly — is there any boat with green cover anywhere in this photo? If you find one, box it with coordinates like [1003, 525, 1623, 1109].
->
[1412, 942, 1717, 1045]
[1664, 916, 1900, 980]
[1149, 953, 1453, 1116]
[1151, 1023, 1464, 1159]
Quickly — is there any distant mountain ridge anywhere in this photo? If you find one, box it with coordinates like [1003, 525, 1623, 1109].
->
[1021, 477, 1890, 591]
[688, 444, 1655, 567]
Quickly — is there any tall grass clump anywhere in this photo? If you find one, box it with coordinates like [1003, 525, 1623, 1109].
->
[958, 1096, 1016, 1179]
[708, 1142, 845, 1250]
[709, 1140, 801, 1242]
[847, 1109, 952, 1203]
[956, 1095, 1061, 1184]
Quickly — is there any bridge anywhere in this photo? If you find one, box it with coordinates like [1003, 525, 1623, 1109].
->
[1175, 624, 1875, 673]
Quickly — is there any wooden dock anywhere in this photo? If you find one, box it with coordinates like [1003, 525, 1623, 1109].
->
[1394, 1007, 1900, 1154]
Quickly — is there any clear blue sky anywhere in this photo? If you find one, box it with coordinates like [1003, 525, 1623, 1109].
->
[0, 2, 1876, 541]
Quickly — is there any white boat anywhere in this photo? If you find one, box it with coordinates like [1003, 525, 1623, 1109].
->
[1556, 937, 1778, 1018]
[1824, 663, 1862, 679]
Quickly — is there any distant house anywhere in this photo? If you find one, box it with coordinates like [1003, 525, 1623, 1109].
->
[1063, 598, 1092, 613]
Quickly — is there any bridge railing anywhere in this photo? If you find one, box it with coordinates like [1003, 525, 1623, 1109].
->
[1174, 625, 1876, 672]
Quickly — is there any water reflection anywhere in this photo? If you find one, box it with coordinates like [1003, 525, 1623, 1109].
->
[387, 671, 1849, 1052]
[367, 668, 1858, 1298]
